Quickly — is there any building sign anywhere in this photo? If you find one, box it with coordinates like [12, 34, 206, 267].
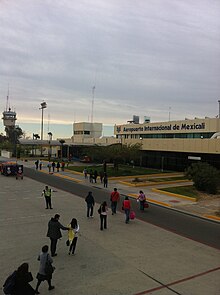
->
[116, 122, 206, 133]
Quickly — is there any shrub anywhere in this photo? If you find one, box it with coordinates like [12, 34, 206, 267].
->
[185, 162, 220, 194]
[132, 177, 143, 183]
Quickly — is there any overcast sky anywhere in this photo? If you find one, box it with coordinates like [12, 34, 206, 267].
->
[0, 0, 220, 138]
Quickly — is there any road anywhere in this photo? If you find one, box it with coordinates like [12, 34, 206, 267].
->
[25, 167, 220, 250]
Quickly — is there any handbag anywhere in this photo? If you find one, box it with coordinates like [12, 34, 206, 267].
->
[130, 211, 136, 220]
[144, 202, 149, 208]
[66, 240, 70, 246]
[44, 254, 55, 276]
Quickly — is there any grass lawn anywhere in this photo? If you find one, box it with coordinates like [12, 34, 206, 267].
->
[159, 185, 199, 199]
[67, 164, 164, 177]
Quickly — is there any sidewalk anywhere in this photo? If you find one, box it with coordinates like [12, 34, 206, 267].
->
[19, 159, 220, 223]
[1, 172, 219, 295]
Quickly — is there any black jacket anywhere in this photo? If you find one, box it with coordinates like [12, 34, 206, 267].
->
[47, 218, 68, 239]
[85, 193, 95, 205]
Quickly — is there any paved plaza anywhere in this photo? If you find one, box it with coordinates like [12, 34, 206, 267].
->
[0, 172, 219, 295]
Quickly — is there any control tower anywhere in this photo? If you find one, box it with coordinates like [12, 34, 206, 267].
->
[2, 107, 17, 136]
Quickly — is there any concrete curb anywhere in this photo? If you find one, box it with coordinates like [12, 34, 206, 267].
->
[128, 193, 173, 208]
[119, 179, 191, 187]
[152, 188, 197, 202]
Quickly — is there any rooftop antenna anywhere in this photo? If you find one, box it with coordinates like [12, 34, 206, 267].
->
[168, 106, 171, 121]
[6, 84, 10, 111]
[91, 85, 95, 123]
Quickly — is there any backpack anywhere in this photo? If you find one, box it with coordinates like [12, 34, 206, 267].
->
[3, 271, 16, 294]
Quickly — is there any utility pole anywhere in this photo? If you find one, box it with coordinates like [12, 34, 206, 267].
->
[39, 101, 47, 156]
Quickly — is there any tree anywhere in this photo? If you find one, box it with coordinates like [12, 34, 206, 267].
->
[82, 143, 142, 168]
[0, 133, 7, 144]
[5, 126, 23, 144]
[185, 162, 220, 194]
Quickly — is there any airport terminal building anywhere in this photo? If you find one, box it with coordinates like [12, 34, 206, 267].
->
[115, 117, 220, 171]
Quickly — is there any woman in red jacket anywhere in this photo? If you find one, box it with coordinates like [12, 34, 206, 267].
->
[123, 196, 131, 224]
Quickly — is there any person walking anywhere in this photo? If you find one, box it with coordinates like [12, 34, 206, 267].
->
[46, 214, 68, 257]
[99, 170, 104, 183]
[110, 188, 120, 215]
[35, 160, 39, 170]
[138, 190, 146, 211]
[103, 173, 108, 188]
[85, 191, 95, 218]
[123, 196, 131, 224]
[56, 162, 60, 172]
[51, 161, 56, 173]
[3, 262, 35, 295]
[39, 160, 42, 170]
[67, 218, 80, 255]
[89, 169, 93, 183]
[93, 170, 98, 183]
[42, 186, 53, 209]
[35, 245, 55, 294]
[61, 161, 65, 171]
[98, 201, 108, 230]
[83, 168, 88, 179]
[47, 162, 52, 173]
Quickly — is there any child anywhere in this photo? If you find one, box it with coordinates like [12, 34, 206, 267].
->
[67, 218, 80, 255]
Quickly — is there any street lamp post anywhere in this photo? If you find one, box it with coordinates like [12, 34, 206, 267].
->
[39, 101, 47, 156]
[48, 132, 52, 161]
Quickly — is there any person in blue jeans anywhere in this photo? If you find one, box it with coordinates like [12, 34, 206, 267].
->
[138, 190, 146, 211]
[85, 191, 95, 218]
[123, 196, 131, 224]
[98, 201, 108, 230]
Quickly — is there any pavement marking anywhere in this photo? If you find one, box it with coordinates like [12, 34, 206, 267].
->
[203, 214, 220, 222]
[55, 173, 82, 183]
[134, 266, 220, 295]
[119, 179, 191, 187]
[38, 168, 82, 183]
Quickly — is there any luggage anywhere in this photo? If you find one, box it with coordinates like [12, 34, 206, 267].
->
[144, 202, 149, 208]
[130, 211, 136, 220]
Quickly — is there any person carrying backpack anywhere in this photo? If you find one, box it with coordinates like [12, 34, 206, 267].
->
[3, 263, 35, 295]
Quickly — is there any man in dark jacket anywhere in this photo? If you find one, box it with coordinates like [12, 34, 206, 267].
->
[85, 191, 95, 218]
[47, 214, 68, 256]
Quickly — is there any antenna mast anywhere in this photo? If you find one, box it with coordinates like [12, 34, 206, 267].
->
[6, 85, 9, 110]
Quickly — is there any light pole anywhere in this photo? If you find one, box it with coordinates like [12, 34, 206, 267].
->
[39, 101, 47, 156]
[48, 132, 52, 161]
